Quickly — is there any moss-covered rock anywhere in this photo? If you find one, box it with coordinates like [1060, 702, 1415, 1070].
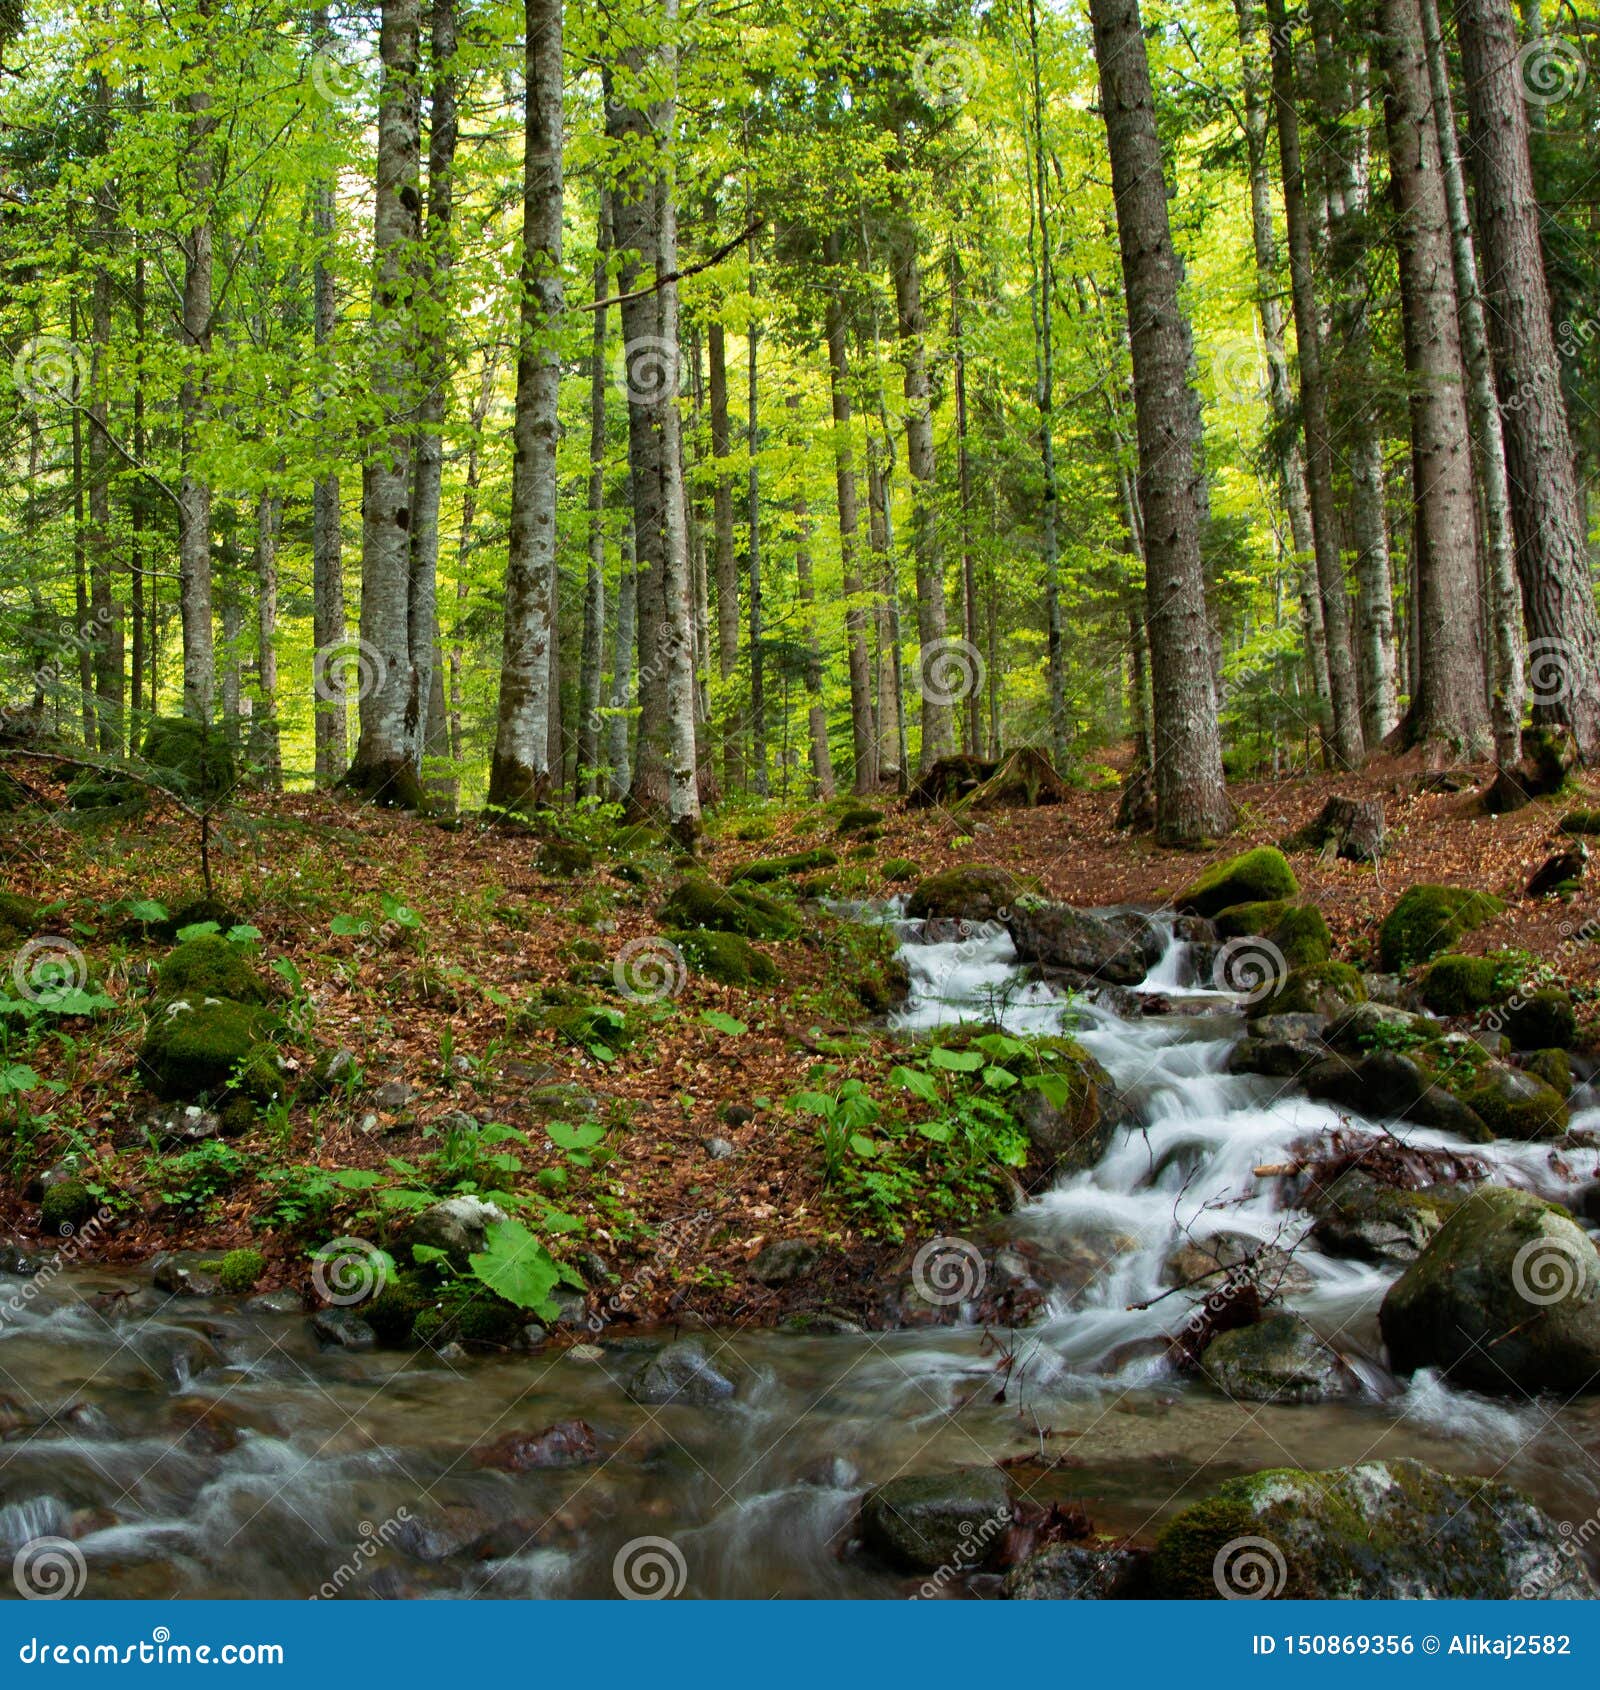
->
[544, 1002, 637, 1053]
[536, 838, 594, 877]
[1558, 809, 1600, 837]
[1462, 1063, 1568, 1140]
[140, 716, 237, 802]
[1010, 1037, 1115, 1184]
[1212, 898, 1291, 938]
[858, 1469, 1011, 1573]
[1420, 951, 1519, 1015]
[138, 999, 277, 1101]
[216, 1248, 266, 1294]
[1151, 1458, 1593, 1598]
[39, 1178, 94, 1235]
[67, 774, 144, 811]
[1268, 961, 1366, 1016]
[1199, 1313, 1356, 1404]
[1177, 848, 1297, 919]
[834, 806, 885, 836]
[1378, 884, 1505, 972]
[881, 858, 919, 883]
[1525, 1048, 1572, 1095]
[905, 864, 1035, 922]
[1380, 1186, 1600, 1394]
[155, 935, 267, 1006]
[1504, 989, 1577, 1051]
[657, 874, 799, 941]
[0, 892, 40, 936]
[728, 848, 839, 883]
[1310, 1173, 1471, 1263]
[669, 927, 777, 987]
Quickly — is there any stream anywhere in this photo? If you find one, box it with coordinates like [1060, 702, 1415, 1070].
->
[2, 906, 1599, 1599]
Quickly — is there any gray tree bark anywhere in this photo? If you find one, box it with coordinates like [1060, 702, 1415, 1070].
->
[576, 190, 611, 801]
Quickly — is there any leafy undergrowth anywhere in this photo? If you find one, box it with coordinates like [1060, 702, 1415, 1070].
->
[1, 745, 1597, 1334]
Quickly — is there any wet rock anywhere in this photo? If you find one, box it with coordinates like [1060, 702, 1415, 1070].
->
[150, 1252, 222, 1297]
[1010, 1044, 1116, 1183]
[1323, 1002, 1437, 1053]
[781, 1309, 864, 1335]
[1161, 1234, 1311, 1297]
[750, 1239, 820, 1285]
[245, 1288, 303, 1315]
[1226, 1036, 1321, 1081]
[858, 1469, 1011, 1573]
[1302, 1052, 1490, 1139]
[396, 1504, 497, 1563]
[1004, 1543, 1150, 1600]
[904, 865, 1034, 924]
[1150, 1458, 1594, 1598]
[1362, 973, 1404, 1005]
[722, 1103, 755, 1127]
[1007, 903, 1150, 987]
[370, 1079, 415, 1111]
[624, 1340, 736, 1407]
[1309, 1174, 1471, 1264]
[311, 1309, 377, 1351]
[701, 1136, 736, 1161]
[1462, 1061, 1569, 1140]
[0, 1244, 48, 1276]
[1246, 1011, 1329, 1043]
[1380, 1185, 1600, 1395]
[1504, 989, 1578, 1052]
[1267, 962, 1366, 1018]
[1198, 1312, 1358, 1405]
[472, 1419, 599, 1471]
[405, 1196, 509, 1267]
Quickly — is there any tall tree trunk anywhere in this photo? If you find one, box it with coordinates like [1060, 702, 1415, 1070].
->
[1265, 0, 1364, 765]
[311, 9, 345, 787]
[88, 73, 120, 753]
[707, 321, 742, 789]
[607, 496, 636, 801]
[746, 229, 769, 797]
[867, 430, 905, 787]
[1090, 0, 1235, 842]
[130, 239, 147, 720]
[1453, 0, 1600, 758]
[253, 483, 282, 787]
[349, 0, 422, 802]
[577, 191, 611, 801]
[177, 2, 216, 723]
[1418, 0, 1521, 763]
[950, 254, 981, 758]
[888, 193, 954, 769]
[1380, 0, 1492, 754]
[1233, 0, 1331, 727]
[407, 0, 457, 780]
[71, 321, 92, 745]
[487, 0, 564, 811]
[787, 391, 834, 796]
[823, 232, 876, 790]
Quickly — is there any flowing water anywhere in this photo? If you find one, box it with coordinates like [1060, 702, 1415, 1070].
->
[4, 908, 1600, 1599]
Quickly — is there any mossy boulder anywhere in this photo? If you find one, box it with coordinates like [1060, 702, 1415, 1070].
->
[1461, 1063, 1568, 1140]
[669, 927, 777, 987]
[1380, 1186, 1600, 1394]
[67, 774, 144, 811]
[536, 838, 594, 877]
[1177, 848, 1297, 919]
[0, 892, 40, 936]
[140, 716, 237, 802]
[1420, 951, 1519, 1016]
[1558, 809, 1600, 837]
[1213, 899, 1329, 964]
[858, 1469, 1011, 1573]
[729, 848, 839, 884]
[658, 874, 799, 942]
[1211, 898, 1291, 939]
[1504, 989, 1577, 1051]
[1151, 1459, 1593, 1598]
[881, 858, 919, 883]
[835, 806, 885, 836]
[155, 935, 267, 1006]
[215, 1248, 266, 1294]
[544, 1002, 636, 1053]
[1268, 961, 1366, 1017]
[1525, 1048, 1572, 1095]
[138, 999, 278, 1101]
[1310, 1174, 1471, 1263]
[39, 1178, 94, 1235]
[1378, 884, 1505, 972]
[1009, 1037, 1115, 1184]
[1199, 1313, 1356, 1404]
[905, 864, 1036, 923]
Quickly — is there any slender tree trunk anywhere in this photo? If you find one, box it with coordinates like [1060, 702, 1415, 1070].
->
[824, 233, 876, 791]
[888, 194, 954, 769]
[607, 496, 637, 801]
[950, 256, 981, 758]
[746, 229, 769, 797]
[1090, 0, 1235, 842]
[576, 191, 611, 801]
[488, 0, 564, 811]
[71, 323, 92, 745]
[708, 321, 742, 789]
[178, 2, 216, 723]
[867, 431, 905, 787]
[1418, 0, 1521, 764]
[253, 482, 282, 787]
[1453, 0, 1600, 758]
[88, 80, 120, 753]
[130, 240, 147, 721]
[785, 391, 834, 796]
[349, 0, 422, 802]
[1265, 0, 1364, 765]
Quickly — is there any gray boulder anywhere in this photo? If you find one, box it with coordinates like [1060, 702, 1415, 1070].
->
[1309, 1173, 1471, 1263]
[1199, 1313, 1358, 1404]
[405, 1196, 509, 1267]
[1004, 1543, 1149, 1600]
[625, 1340, 736, 1407]
[1006, 904, 1151, 987]
[858, 1468, 1011, 1573]
[750, 1239, 820, 1286]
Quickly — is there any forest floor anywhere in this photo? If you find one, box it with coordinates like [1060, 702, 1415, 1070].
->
[5, 746, 1598, 1337]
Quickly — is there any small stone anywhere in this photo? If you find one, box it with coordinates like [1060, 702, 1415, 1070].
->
[722, 1103, 755, 1127]
[702, 1136, 736, 1161]
[150, 1252, 222, 1297]
[245, 1288, 303, 1315]
[625, 1339, 736, 1406]
[473, 1419, 599, 1471]
[567, 1343, 604, 1362]
[371, 1079, 414, 1111]
[751, 1239, 820, 1286]
[310, 1309, 376, 1350]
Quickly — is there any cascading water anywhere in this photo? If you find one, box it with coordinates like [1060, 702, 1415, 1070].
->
[0, 902, 1596, 1598]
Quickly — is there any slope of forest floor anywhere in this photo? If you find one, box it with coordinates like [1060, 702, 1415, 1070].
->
[4, 749, 1597, 1335]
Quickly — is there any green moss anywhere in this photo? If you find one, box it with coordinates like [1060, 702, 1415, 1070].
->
[882, 858, 919, 883]
[796, 875, 838, 899]
[669, 927, 778, 987]
[39, 1178, 93, 1235]
[156, 935, 267, 1006]
[1378, 885, 1505, 972]
[1150, 1496, 1289, 1599]
[536, 838, 594, 877]
[1504, 989, 1577, 1050]
[1463, 1069, 1569, 1140]
[728, 848, 839, 883]
[1558, 810, 1600, 837]
[730, 817, 774, 843]
[1269, 961, 1367, 1015]
[1212, 898, 1292, 938]
[1525, 1048, 1572, 1095]
[1268, 903, 1331, 966]
[138, 999, 277, 1101]
[67, 774, 144, 811]
[658, 874, 799, 941]
[904, 864, 1036, 920]
[365, 1273, 434, 1343]
[217, 1247, 266, 1294]
[0, 892, 39, 935]
[1420, 952, 1515, 1016]
[140, 716, 237, 801]
[1177, 848, 1298, 918]
[835, 806, 885, 835]
[544, 1002, 638, 1052]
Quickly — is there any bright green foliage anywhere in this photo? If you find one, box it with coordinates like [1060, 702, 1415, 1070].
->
[658, 875, 800, 941]
[729, 849, 839, 883]
[215, 1247, 266, 1293]
[1177, 849, 1298, 917]
[1420, 952, 1523, 1015]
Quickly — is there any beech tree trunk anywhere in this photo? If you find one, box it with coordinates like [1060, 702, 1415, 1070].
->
[607, 498, 636, 802]
[708, 320, 742, 789]
[787, 392, 834, 797]
[488, 0, 565, 812]
[576, 191, 610, 801]
[746, 231, 769, 797]
[1089, 0, 1235, 843]
[1453, 0, 1600, 758]
[1380, 0, 1492, 755]
[1265, 0, 1364, 766]
[253, 483, 281, 787]
[349, 0, 422, 803]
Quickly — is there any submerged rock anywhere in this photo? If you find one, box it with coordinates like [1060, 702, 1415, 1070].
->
[1380, 1185, 1600, 1395]
[1150, 1459, 1594, 1599]
[1198, 1313, 1357, 1405]
[624, 1340, 736, 1408]
[1004, 1543, 1150, 1600]
[858, 1468, 1010, 1573]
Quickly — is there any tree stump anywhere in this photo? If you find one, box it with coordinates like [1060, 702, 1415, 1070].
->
[1281, 796, 1386, 862]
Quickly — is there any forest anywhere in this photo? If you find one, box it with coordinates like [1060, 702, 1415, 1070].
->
[0, 0, 1598, 1613]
